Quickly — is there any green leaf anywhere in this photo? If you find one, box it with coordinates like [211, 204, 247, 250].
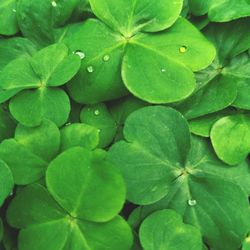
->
[15, 119, 60, 162]
[139, 209, 203, 250]
[9, 88, 70, 127]
[17, 0, 82, 47]
[64, 19, 128, 104]
[0, 159, 14, 206]
[133, 17, 216, 72]
[122, 43, 195, 104]
[30, 43, 81, 87]
[208, 0, 250, 22]
[0, 120, 60, 184]
[7, 183, 133, 250]
[189, 108, 236, 137]
[89, 0, 183, 36]
[211, 114, 250, 165]
[108, 106, 191, 204]
[80, 103, 117, 148]
[0, 37, 36, 72]
[243, 235, 250, 250]
[188, 0, 211, 16]
[60, 123, 99, 151]
[0, 0, 18, 35]
[108, 106, 250, 249]
[46, 147, 126, 222]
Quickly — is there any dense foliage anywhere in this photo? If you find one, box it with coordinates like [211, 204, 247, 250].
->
[0, 0, 250, 249]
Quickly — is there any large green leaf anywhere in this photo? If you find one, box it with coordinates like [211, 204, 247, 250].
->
[64, 19, 128, 104]
[108, 106, 250, 250]
[7, 183, 133, 250]
[0, 120, 60, 184]
[139, 209, 203, 250]
[211, 114, 250, 165]
[0, 0, 18, 35]
[46, 147, 126, 222]
[89, 0, 183, 36]
[80, 103, 117, 148]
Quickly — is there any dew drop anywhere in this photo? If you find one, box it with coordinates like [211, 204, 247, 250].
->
[97, 129, 101, 133]
[87, 66, 94, 73]
[9, 191, 13, 196]
[151, 186, 158, 192]
[12, 9, 17, 13]
[103, 55, 110, 62]
[65, 122, 71, 126]
[179, 46, 187, 53]
[94, 109, 100, 116]
[51, 1, 57, 7]
[161, 68, 166, 73]
[188, 199, 197, 206]
[74, 50, 85, 60]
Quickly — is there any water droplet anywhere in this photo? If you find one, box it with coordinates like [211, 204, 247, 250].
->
[151, 186, 158, 192]
[87, 66, 94, 73]
[103, 55, 110, 62]
[65, 122, 71, 126]
[51, 1, 57, 7]
[94, 110, 100, 116]
[74, 50, 85, 60]
[97, 129, 101, 133]
[12, 9, 17, 13]
[9, 191, 13, 196]
[179, 46, 187, 53]
[188, 199, 197, 206]
[161, 69, 166, 73]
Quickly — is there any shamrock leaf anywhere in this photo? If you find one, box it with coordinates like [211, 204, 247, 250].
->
[177, 19, 250, 119]
[108, 106, 250, 250]
[64, 1, 215, 104]
[0, 119, 60, 185]
[139, 209, 203, 250]
[189, 0, 250, 22]
[0, 0, 18, 35]
[80, 103, 118, 148]
[17, 0, 89, 47]
[60, 123, 99, 152]
[7, 147, 133, 250]
[211, 114, 250, 165]
[0, 43, 81, 126]
[0, 159, 13, 206]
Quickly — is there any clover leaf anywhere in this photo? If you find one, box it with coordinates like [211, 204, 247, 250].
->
[211, 114, 250, 165]
[139, 209, 203, 250]
[0, 0, 18, 36]
[63, 0, 215, 104]
[189, 0, 250, 22]
[0, 43, 81, 127]
[7, 147, 133, 250]
[0, 119, 60, 184]
[177, 19, 250, 119]
[80, 103, 118, 148]
[108, 106, 250, 250]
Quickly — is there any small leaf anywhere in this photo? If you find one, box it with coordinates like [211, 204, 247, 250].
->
[211, 114, 250, 165]
[139, 209, 203, 250]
